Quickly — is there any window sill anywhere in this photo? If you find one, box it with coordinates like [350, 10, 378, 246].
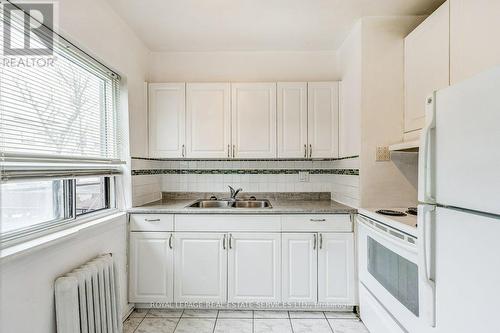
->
[0, 211, 126, 263]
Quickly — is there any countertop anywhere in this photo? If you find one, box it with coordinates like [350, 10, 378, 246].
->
[129, 193, 356, 215]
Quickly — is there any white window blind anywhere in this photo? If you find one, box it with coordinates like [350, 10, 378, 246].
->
[0, 3, 121, 163]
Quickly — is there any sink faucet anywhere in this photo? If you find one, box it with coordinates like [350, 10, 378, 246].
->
[228, 186, 242, 201]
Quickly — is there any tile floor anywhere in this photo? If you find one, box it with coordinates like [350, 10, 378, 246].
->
[124, 309, 370, 333]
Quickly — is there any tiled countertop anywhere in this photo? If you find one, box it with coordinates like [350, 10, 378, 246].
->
[129, 192, 356, 215]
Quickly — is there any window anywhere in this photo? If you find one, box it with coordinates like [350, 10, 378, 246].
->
[0, 180, 66, 235]
[0, 3, 120, 160]
[0, 3, 123, 245]
[75, 177, 110, 216]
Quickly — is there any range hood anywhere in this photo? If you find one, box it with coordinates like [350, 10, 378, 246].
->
[389, 140, 419, 152]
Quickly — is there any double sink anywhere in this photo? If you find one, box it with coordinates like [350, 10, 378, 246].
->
[187, 199, 272, 209]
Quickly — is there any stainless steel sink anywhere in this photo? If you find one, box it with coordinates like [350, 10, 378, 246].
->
[233, 200, 272, 208]
[188, 200, 234, 208]
[187, 199, 272, 209]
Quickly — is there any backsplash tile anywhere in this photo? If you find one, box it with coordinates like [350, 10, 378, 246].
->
[131, 157, 360, 207]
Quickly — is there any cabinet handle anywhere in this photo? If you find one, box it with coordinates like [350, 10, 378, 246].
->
[227, 145, 230, 158]
[182, 144, 185, 157]
[310, 218, 326, 222]
[309, 144, 312, 158]
[168, 234, 173, 249]
[223, 234, 227, 250]
[144, 218, 161, 222]
[313, 234, 317, 250]
[304, 144, 307, 158]
[232, 145, 236, 158]
[319, 233, 323, 250]
[229, 234, 233, 249]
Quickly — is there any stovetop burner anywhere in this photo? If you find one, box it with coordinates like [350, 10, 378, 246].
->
[376, 209, 407, 216]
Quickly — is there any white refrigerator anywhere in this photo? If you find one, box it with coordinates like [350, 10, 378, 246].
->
[418, 66, 500, 333]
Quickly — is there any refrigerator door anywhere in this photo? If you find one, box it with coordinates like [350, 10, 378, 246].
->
[432, 66, 500, 215]
[433, 206, 500, 333]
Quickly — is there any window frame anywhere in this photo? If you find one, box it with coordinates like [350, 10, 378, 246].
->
[0, 176, 118, 248]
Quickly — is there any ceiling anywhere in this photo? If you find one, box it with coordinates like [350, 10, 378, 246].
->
[107, 0, 444, 52]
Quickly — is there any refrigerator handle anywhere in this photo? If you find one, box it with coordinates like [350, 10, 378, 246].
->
[418, 204, 436, 328]
[418, 93, 437, 204]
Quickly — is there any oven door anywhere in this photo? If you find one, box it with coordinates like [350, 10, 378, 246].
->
[358, 215, 421, 332]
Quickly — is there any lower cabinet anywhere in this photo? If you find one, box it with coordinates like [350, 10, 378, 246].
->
[227, 233, 281, 303]
[282, 233, 318, 303]
[174, 233, 227, 303]
[129, 232, 174, 303]
[318, 233, 355, 304]
[128, 214, 356, 306]
[282, 233, 355, 305]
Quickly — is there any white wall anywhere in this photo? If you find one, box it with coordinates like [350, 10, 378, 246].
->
[359, 16, 424, 208]
[149, 51, 340, 82]
[0, 215, 127, 333]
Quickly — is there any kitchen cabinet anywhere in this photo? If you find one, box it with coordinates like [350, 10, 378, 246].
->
[129, 232, 174, 303]
[231, 83, 277, 158]
[128, 213, 355, 307]
[227, 233, 281, 303]
[282, 233, 318, 303]
[404, 1, 449, 135]
[173, 233, 227, 303]
[307, 82, 339, 158]
[450, 0, 500, 84]
[277, 82, 308, 158]
[318, 233, 355, 304]
[186, 83, 231, 158]
[148, 83, 186, 158]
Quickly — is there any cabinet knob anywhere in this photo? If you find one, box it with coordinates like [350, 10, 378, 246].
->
[309, 144, 312, 158]
[144, 218, 161, 222]
[310, 218, 326, 222]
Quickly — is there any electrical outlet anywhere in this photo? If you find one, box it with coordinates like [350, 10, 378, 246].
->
[376, 146, 391, 161]
[299, 171, 309, 182]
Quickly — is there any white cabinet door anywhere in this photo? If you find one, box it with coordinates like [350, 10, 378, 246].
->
[129, 232, 173, 303]
[186, 83, 231, 158]
[450, 0, 500, 84]
[277, 82, 308, 158]
[228, 233, 281, 302]
[404, 1, 449, 133]
[307, 82, 339, 158]
[231, 83, 277, 158]
[282, 233, 317, 303]
[149, 83, 186, 158]
[174, 233, 227, 303]
[318, 233, 355, 304]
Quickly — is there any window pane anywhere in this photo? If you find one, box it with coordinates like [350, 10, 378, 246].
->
[0, 180, 65, 235]
[75, 177, 108, 216]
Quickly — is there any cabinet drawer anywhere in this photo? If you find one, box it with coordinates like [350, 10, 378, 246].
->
[282, 214, 352, 232]
[175, 215, 281, 232]
[130, 214, 174, 231]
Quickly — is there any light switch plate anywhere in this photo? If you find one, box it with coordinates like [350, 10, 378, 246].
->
[376, 146, 391, 161]
[299, 171, 309, 182]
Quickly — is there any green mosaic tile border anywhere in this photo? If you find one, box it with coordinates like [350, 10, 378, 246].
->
[132, 169, 359, 176]
[131, 155, 359, 162]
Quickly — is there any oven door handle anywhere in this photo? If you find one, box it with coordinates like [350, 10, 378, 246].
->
[357, 215, 416, 253]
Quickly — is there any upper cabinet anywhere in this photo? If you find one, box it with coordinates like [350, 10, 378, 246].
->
[308, 82, 339, 158]
[450, 0, 500, 84]
[277, 82, 308, 158]
[186, 83, 231, 158]
[231, 83, 277, 158]
[148, 81, 340, 159]
[404, 1, 450, 135]
[149, 83, 186, 158]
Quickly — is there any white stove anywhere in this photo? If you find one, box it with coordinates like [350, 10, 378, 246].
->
[357, 208, 423, 333]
